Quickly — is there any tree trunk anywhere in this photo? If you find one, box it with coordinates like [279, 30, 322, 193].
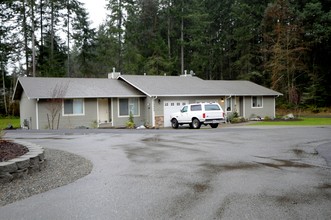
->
[1, 55, 7, 115]
[23, 0, 29, 75]
[51, 0, 54, 71]
[67, 0, 70, 77]
[180, 4, 184, 75]
[39, 0, 44, 75]
[118, 0, 122, 71]
[31, 0, 36, 77]
[57, 112, 60, 129]
[167, 1, 171, 60]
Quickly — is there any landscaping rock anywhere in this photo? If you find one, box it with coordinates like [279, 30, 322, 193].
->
[0, 172, 13, 183]
[283, 113, 295, 120]
[10, 157, 30, 170]
[0, 161, 18, 173]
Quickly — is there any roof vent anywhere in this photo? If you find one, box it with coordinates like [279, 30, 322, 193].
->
[180, 70, 194, 77]
[108, 67, 121, 79]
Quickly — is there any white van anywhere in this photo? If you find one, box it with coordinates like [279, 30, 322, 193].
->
[170, 103, 225, 129]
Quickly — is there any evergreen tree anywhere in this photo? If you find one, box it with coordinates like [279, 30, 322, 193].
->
[262, 0, 308, 104]
[299, 0, 331, 106]
[71, 2, 96, 77]
[92, 23, 119, 76]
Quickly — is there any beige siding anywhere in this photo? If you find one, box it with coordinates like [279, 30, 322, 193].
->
[20, 91, 37, 129]
[20, 94, 276, 129]
[37, 98, 98, 129]
[243, 96, 275, 118]
[111, 98, 146, 127]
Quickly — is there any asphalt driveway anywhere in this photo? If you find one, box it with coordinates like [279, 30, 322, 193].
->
[1, 126, 331, 220]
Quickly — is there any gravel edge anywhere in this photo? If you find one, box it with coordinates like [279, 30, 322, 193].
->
[0, 148, 93, 206]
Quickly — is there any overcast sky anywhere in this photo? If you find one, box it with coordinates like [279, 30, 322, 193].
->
[81, 0, 107, 28]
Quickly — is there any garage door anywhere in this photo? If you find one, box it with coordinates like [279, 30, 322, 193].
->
[164, 100, 188, 127]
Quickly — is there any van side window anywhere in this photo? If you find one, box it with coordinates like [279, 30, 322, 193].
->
[191, 104, 202, 111]
[205, 104, 220, 111]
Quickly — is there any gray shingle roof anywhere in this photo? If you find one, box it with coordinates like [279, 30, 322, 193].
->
[119, 75, 282, 97]
[13, 77, 145, 100]
[207, 80, 283, 96]
[118, 75, 220, 96]
[13, 75, 282, 100]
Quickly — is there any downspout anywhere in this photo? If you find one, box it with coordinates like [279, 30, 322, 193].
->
[225, 95, 232, 111]
[36, 98, 39, 130]
[96, 99, 100, 127]
[243, 96, 246, 118]
[274, 95, 279, 118]
[151, 96, 157, 127]
[225, 95, 232, 123]
[111, 98, 114, 127]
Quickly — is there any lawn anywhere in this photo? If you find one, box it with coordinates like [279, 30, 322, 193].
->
[0, 118, 20, 129]
[253, 117, 331, 126]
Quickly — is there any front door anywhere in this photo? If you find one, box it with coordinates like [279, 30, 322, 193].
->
[98, 98, 109, 123]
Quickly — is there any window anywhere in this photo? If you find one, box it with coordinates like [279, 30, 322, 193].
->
[252, 96, 263, 108]
[63, 99, 84, 115]
[226, 97, 232, 112]
[191, 104, 202, 111]
[181, 106, 188, 113]
[119, 98, 139, 116]
[205, 104, 220, 111]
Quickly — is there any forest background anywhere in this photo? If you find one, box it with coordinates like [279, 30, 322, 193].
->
[1, 0, 330, 116]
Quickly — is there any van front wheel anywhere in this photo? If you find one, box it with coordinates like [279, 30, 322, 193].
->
[171, 119, 179, 129]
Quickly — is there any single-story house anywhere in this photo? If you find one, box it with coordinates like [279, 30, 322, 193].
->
[13, 73, 282, 129]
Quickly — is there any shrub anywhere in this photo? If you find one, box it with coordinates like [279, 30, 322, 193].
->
[126, 112, 135, 129]
[91, 120, 98, 128]
[231, 116, 246, 123]
[227, 112, 239, 122]
[264, 116, 271, 121]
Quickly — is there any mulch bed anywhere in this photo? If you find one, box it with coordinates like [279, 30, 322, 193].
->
[0, 140, 29, 162]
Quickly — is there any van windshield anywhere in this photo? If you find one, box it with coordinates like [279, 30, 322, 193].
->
[181, 106, 188, 113]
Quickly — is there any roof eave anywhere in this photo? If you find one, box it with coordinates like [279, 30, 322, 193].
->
[12, 79, 23, 101]
[148, 93, 282, 97]
[118, 76, 152, 97]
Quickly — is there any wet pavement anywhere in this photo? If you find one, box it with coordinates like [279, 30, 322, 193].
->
[1, 126, 331, 220]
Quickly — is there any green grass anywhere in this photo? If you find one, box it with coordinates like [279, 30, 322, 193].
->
[0, 118, 20, 129]
[253, 117, 331, 126]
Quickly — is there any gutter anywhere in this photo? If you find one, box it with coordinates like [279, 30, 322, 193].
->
[36, 98, 39, 130]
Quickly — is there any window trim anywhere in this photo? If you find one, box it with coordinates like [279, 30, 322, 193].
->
[252, 96, 263, 108]
[62, 98, 85, 116]
[118, 98, 140, 117]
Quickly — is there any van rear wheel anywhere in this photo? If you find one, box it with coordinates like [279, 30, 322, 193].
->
[210, 123, 219, 128]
